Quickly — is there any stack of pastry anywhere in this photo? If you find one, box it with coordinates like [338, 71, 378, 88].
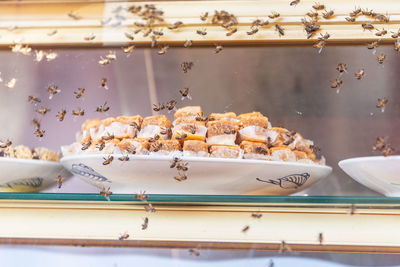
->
[1, 145, 60, 162]
[61, 106, 325, 165]
[173, 106, 209, 157]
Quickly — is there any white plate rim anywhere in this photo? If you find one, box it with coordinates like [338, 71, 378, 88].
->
[61, 154, 333, 171]
[0, 157, 62, 166]
[338, 155, 400, 167]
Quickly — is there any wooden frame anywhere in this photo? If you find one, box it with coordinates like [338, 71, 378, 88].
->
[1, 199, 400, 253]
[0, 0, 398, 47]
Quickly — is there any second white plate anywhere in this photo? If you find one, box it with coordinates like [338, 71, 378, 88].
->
[61, 154, 332, 195]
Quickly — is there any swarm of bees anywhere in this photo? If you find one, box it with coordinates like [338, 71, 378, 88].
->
[170, 157, 189, 181]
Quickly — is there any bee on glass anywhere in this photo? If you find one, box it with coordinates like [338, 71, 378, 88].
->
[101, 78, 108, 89]
[322, 10, 334, 19]
[355, 69, 365, 80]
[142, 217, 149, 230]
[153, 103, 165, 112]
[174, 172, 187, 181]
[135, 191, 148, 201]
[124, 32, 134, 40]
[176, 161, 189, 172]
[68, 11, 82, 20]
[226, 28, 237, 36]
[196, 29, 207, 36]
[102, 132, 114, 141]
[96, 102, 110, 113]
[181, 61, 194, 73]
[35, 128, 45, 138]
[375, 28, 387, 36]
[175, 133, 187, 140]
[36, 107, 50, 115]
[168, 21, 183, 30]
[275, 24, 285, 36]
[148, 134, 160, 143]
[214, 45, 223, 53]
[56, 109, 66, 122]
[362, 23, 374, 31]
[28, 96, 41, 104]
[200, 12, 208, 21]
[74, 88, 85, 99]
[377, 53, 386, 64]
[157, 45, 169, 55]
[251, 213, 262, 218]
[47, 85, 60, 99]
[81, 140, 91, 150]
[72, 108, 84, 116]
[290, 0, 300, 6]
[144, 203, 156, 212]
[247, 27, 259, 35]
[319, 233, 324, 245]
[336, 63, 347, 73]
[268, 12, 280, 19]
[84, 33, 96, 41]
[122, 45, 135, 55]
[312, 2, 325, 10]
[118, 155, 130, 161]
[376, 97, 388, 112]
[56, 175, 64, 189]
[118, 233, 129, 240]
[242, 225, 250, 233]
[184, 40, 193, 48]
[0, 139, 12, 149]
[166, 100, 177, 111]
[97, 141, 105, 151]
[179, 87, 192, 100]
[103, 155, 114, 165]
[189, 249, 200, 257]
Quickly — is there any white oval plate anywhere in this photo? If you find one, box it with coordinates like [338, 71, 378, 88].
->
[0, 158, 71, 192]
[339, 156, 400, 197]
[61, 154, 332, 195]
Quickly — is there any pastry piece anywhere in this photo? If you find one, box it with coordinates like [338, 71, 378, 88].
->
[174, 106, 203, 120]
[293, 150, 314, 164]
[207, 120, 239, 146]
[269, 146, 296, 162]
[3, 145, 33, 160]
[149, 140, 182, 156]
[209, 145, 241, 159]
[138, 115, 172, 139]
[240, 141, 270, 160]
[172, 117, 207, 141]
[61, 142, 82, 157]
[32, 147, 60, 162]
[86, 139, 121, 154]
[183, 140, 209, 157]
[238, 112, 270, 142]
[79, 116, 143, 143]
[118, 138, 149, 155]
[207, 112, 238, 123]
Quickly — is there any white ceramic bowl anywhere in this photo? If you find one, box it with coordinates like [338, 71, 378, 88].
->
[61, 154, 332, 195]
[0, 158, 71, 192]
[339, 156, 400, 197]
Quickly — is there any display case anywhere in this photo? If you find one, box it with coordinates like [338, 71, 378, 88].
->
[0, 0, 399, 265]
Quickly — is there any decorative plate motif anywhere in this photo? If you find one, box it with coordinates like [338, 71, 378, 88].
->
[256, 173, 310, 189]
[71, 163, 111, 183]
[0, 177, 44, 189]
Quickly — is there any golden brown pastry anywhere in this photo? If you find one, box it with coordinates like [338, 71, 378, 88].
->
[183, 140, 209, 157]
[209, 145, 241, 159]
[206, 120, 239, 146]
